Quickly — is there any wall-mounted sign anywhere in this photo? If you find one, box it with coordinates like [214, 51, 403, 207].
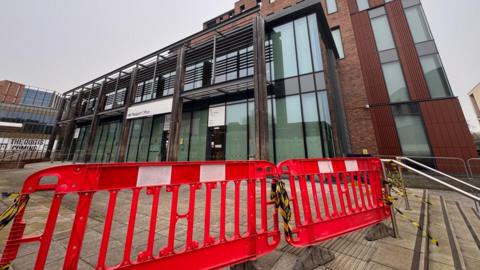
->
[73, 128, 80, 139]
[126, 97, 173, 119]
[208, 106, 226, 127]
[0, 137, 48, 151]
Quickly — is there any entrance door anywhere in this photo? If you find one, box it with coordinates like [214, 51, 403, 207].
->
[160, 130, 169, 161]
[207, 126, 226, 160]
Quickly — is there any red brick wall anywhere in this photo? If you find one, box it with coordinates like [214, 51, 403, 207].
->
[0, 80, 24, 105]
[323, 0, 379, 154]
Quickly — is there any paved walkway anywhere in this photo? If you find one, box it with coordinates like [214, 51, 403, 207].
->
[0, 162, 478, 269]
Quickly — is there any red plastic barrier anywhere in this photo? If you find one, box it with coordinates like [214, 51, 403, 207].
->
[277, 158, 391, 247]
[0, 161, 280, 269]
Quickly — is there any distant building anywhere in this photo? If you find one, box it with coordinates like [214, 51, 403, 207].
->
[0, 80, 62, 160]
[469, 83, 480, 124]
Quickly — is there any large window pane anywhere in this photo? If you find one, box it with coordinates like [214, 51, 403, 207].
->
[382, 61, 410, 102]
[317, 91, 334, 157]
[148, 115, 165, 161]
[268, 99, 275, 162]
[371, 15, 395, 51]
[272, 22, 298, 79]
[404, 5, 432, 44]
[248, 101, 256, 159]
[137, 117, 153, 162]
[226, 103, 248, 160]
[126, 119, 142, 162]
[189, 110, 208, 161]
[302, 93, 323, 158]
[395, 115, 431, 156]
[294, 17, 313, 75]
[331, 28, 345, 59]
[307, 14, 324, 72]
[326, 0, 338, 14]
[274, 95, 305, 161]
[178, 113, 192, 161]
[357, 0, 369, 11]
[420, 54, 451, 98]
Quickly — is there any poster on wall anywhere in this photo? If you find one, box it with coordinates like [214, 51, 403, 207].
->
[0, 138, 49, 151]
[208, 106, 226, 127]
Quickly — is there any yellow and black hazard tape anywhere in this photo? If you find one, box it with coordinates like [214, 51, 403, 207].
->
[395, 208, 439, 246]
[0, 193, 29, 231]
[271, 180, 293, 239]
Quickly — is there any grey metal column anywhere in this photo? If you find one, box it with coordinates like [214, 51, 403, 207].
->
[45, 97, 66, 159]
[83, 81, 106, 162]
[117, 68, 138, 162]
[253, 15, 269, 160]
[166, 46, 186, 161]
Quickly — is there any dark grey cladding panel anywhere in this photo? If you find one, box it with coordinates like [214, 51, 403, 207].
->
[415, 41, 438, 56]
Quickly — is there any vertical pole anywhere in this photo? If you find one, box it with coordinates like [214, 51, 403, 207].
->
[117, 68, 138, 162]
[60, 92, 82, 159]
[45, 97, 66, 159]
[381, 161, 399, 238]
[83, 81, 106, 162]
[211, 35, 217, 85]
[253, 15, 269, 160]
[396, 157, 411, 210]
[166, 46, 186, 161]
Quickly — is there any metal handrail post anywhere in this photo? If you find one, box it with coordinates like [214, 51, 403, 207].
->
[381, 161, 399, 238]
[396, 157, 411, 210]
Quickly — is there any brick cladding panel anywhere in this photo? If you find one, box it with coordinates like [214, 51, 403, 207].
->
[421, 98, 477, 160]
[323, 0, 379, 154]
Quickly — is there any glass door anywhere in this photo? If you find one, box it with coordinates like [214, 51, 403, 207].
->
[207, 126, 226, 160]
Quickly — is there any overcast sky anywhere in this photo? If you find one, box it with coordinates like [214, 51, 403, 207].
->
[1, 0, 479, 130]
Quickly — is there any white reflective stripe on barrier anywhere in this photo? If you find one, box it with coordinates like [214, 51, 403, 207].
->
[317, 161, 333, 173]
[137, 166, 172, 187]
[200, 164, 226, 182]
[345, 160, 359, 172]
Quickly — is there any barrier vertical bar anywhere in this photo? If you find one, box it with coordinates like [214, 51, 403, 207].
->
[63, 192, 93, 269]
[96, 190, 118, 269]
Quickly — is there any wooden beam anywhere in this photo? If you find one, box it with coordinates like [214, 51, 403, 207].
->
[83, 81, 106, 162]
[253, 15, 269, 160]
[117, 68, 138, 162]
[166, 46, 186, 161]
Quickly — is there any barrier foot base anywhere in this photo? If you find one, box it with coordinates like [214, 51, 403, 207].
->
[293, 246, 335, 270]
[365, 223, 393, 241]
[230, 260, 262, 270]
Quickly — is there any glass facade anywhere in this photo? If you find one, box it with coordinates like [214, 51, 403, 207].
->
[72, 125, 90, 161]
[382, 61, 410, 102]
[420, 54, 452, 99]
[266, 14, 335, 162]
[91, 121, 121, 162]
[393, 104, 431, 156]
[20, 88, 54, 108]
[126, 114, 169, 162]
[371, 15, 395, 52]
[404, 5, 432, 44]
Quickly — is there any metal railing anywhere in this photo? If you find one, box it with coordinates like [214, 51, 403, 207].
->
[382, 158, 480, 215]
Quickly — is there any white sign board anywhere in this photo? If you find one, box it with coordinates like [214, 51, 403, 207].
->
[0, 138, 49, 151]
[126, 97, 173, 119]
[73, 128, 81, 139]
[208, 106, 226, 127]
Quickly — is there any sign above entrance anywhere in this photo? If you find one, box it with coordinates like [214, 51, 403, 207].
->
[208, 106, 226, 127]
[126, 97, 173, 119]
